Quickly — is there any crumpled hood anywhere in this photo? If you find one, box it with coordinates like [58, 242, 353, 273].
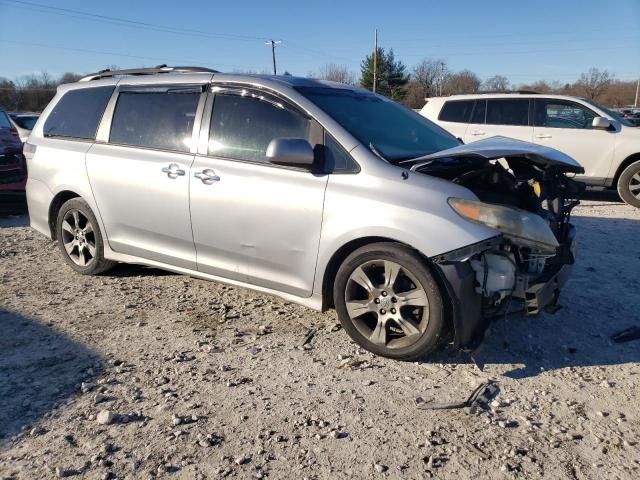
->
[408, 136, 584, 174]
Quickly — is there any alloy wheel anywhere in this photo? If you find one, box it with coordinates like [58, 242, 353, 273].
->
[628, 172, 640, 200]
[60, 209, 97, 267]
[344, 259, 430, 350]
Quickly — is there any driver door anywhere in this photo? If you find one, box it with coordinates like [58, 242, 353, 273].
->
[532, 98, 616, 183]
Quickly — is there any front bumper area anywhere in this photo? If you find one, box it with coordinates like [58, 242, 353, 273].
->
[432, 226, 576, 350]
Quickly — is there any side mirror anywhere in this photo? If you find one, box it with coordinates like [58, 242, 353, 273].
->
[592, 116, 612, 129]
[266, 138, 314, 167]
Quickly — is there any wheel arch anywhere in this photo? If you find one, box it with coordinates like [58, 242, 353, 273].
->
[612, 152, 640, 188]
[48, 190, 81, 240]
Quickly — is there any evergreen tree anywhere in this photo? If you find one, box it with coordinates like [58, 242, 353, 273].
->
[359, 48, 409, 101]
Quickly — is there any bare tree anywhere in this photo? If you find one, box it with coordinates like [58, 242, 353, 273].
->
[576, 68, 612, 100]
[412, 59, 445, 98]
[316, 64, 356, 85]
[443, 70, 481, 95]
[482, 75, 509, 92]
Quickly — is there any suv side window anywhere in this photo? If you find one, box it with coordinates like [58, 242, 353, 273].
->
[470, 100, 486, 124]
[486, 99, 529, 126]
[209, 93, 310, 163]
[0, 111, 12, 128]
[109, 90, 200, 152]
[43, 86, 114, 140]
[438, 100, 474, 123]
[534, 99, 598, 129]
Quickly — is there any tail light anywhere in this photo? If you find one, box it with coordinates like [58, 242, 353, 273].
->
[23, 142, 37, 160]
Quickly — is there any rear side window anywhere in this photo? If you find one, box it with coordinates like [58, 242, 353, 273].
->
[209, 93, 310, 163]
[470, 100, 486, 124]
[110, 91, 200, 152]
[486, 99, 529, 126]
[438, 100, 474, 123]
[0, 111, 11, 128]
[43, 86, 114, 139]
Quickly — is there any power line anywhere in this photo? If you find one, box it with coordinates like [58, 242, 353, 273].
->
[1, 0, 271, 42]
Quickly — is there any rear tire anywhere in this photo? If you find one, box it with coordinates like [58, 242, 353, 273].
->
[617, 160, 640, 208]
[333, 242, 445, 361]
[56, 198, 116, 275]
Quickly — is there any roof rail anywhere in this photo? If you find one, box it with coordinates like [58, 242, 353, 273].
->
[477, 90, 540, 95]
[79, 64, 219, 82]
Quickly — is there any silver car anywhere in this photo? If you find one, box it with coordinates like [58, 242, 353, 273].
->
[25, 66, 582, 360]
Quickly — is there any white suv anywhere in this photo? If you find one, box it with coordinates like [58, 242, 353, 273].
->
[421, 93, 640, 207]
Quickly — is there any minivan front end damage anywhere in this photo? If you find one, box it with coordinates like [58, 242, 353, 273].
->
[410, 137, 583, 350]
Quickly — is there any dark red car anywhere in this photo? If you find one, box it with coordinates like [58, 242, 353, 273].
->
[0, 108, 26, 193]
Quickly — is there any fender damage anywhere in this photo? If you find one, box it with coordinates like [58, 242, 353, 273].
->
[406, 137, 584, 350]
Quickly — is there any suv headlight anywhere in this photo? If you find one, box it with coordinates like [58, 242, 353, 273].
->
[448, 197, 559, 252]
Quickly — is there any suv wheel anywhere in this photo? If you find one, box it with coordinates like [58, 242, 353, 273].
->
[56, 198, 115, 275]
[333, 243, 445, 361]
[617, 160, 640, 208]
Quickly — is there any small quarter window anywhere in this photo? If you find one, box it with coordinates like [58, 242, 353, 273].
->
[43, 86, 114, 139]
[438, 100, 474, 123]
[209, 93, 310, 164]
[324, 133, 358, 173]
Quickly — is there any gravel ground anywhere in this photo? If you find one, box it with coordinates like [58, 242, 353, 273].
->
[1, 193, 639, 479]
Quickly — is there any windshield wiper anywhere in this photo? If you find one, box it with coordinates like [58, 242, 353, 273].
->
[368, 142, 387, 162]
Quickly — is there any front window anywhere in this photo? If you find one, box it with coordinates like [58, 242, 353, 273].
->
[295, 86, 458, 163]
[534, 99, 597, 129]
[582, 98, 634, 127]
[209, 93, 311, 163]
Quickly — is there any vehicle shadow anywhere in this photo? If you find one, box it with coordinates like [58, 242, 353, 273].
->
[0, 309, 102, 443]
[0, 193, 29, 228]
[426, 213, 640, 379]
[579, 188, 623, 204]
[107, 263, 176, 278]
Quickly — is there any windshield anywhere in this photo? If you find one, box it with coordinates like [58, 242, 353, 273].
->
[295, 86, 459, 163]
[11, 115, 38, 130]
[583, 99, 634, 127]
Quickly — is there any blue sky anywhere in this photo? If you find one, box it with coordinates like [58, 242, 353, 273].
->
[1, 0, 639, 86]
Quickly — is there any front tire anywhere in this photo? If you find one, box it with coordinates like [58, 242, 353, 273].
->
[333, 242, 445, 361]
[617, 160, 640, 208]
[56, 198, 115, 275]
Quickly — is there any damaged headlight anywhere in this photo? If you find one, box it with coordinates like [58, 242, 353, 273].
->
[448, 197, 559, 252]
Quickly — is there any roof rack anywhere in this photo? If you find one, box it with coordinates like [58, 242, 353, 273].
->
[475, 90, 539, 95]
[79, 64, 219, 82]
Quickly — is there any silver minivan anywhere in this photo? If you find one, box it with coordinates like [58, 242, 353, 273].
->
[25, 66, 583, 360]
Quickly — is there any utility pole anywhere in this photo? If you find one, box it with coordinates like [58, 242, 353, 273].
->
[372, 29, 378, 93]
[635, 77, 639, 108]
[439, 62, 446, 96]
[265, 40, 281, 75]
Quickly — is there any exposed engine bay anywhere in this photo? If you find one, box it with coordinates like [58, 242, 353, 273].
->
[404, 136, 585, 347]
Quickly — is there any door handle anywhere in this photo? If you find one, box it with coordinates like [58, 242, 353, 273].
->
[470, 130, 485, 136]
[535, 134, 552, 139]
[161, 163, 186, 179]
[194, 169, 220, 185]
